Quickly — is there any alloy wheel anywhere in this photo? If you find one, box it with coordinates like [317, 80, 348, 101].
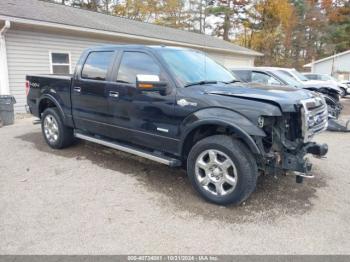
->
[195, 149, 238, 196]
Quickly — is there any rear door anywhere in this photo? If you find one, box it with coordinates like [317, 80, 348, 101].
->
[71, 50, 116, 135]
[105, 49, 179, 153]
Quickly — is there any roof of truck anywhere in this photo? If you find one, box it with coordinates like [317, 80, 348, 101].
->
[230, 67, 293, 71]
[88, 45, 191, 51]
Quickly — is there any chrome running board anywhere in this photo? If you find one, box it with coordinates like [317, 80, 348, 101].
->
[74, 131, 181, 167]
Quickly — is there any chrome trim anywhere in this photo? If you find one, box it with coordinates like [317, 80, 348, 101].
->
[301, 97, 328, 142]
[109, 91, 119, 98]
[73, 87, 81, 93]
[157, 127, 169, 133]
[74, 131, 180, 166]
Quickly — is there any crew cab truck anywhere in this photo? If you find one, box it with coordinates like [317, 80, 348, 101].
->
[26, 45, 328, 205]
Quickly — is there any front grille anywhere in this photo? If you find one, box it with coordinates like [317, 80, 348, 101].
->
[301, 97, 328, 142]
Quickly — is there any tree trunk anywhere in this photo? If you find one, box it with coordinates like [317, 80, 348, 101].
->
[223, 12, 230, 41]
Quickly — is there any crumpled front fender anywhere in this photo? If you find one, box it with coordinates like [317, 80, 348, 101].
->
[179, 107, 267, 155]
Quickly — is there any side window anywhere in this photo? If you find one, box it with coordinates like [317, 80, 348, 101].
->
[307, 74, 317, 80]
[50, 52, 71, 75]
[82, 51, 114, 80]
[232, 70, 252, 82]
[252, 71, 280, 85]
[117, 52, 161, 84]
[278, 70, 297, 81]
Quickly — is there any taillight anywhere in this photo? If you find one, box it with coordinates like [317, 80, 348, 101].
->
[25, 80, 30, 96]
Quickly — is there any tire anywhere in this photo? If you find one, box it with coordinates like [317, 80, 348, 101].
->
[41, 107, 74, 149]
[187, 135, 258, 206]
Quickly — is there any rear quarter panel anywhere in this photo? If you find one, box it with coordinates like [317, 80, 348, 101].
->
[26, 75, 72, 124]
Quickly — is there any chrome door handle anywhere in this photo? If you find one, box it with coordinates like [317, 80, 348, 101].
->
[109, 91, 119, 98]
[73, 87, 81, 93]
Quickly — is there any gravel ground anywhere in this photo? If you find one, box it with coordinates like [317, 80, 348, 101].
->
[1, 99, 350, 255]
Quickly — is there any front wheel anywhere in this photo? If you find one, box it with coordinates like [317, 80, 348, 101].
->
[187, 135, 258, 206]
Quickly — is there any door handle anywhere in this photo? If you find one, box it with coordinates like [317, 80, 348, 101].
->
[109, 91, 119, 98]
[73, 87, 81, 93]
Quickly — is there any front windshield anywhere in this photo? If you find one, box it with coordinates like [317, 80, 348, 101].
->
[273, 70, 301, 87]
[291, 69, 309, 81]
[158, 49, 236, 86]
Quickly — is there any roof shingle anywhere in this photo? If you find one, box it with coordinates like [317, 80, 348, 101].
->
[0, 0, 262, 56]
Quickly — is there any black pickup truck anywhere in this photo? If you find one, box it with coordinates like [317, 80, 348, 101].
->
[26, 45, 328, 205]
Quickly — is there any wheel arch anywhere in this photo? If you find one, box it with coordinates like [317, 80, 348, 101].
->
[180, 119, 265, 159]
[38, 95, 65, 122]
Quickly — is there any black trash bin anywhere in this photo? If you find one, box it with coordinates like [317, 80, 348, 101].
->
[0, 95, 16, 126]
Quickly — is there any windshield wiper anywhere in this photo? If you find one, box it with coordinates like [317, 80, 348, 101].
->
[184, 80, 218, 88]
[221, 80, 241, 84]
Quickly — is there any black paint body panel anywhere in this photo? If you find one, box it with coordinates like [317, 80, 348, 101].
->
[26, 45, 316, 158]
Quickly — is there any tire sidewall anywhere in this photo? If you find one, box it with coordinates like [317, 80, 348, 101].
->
[187, 138, 255, 205]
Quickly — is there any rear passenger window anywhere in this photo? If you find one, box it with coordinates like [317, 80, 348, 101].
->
[82, 51, 114, 80]
[117, 52, 161, 84]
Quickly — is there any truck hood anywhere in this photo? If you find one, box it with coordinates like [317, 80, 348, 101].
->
[302, 80, 342, 93]
[203, 83, 316, 112]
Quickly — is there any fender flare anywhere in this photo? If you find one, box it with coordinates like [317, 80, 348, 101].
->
[38, 94, 66, 122]
[179, 108, 266, 156]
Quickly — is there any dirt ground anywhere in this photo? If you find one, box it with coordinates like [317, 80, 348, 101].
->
[1, 99, 350, 255]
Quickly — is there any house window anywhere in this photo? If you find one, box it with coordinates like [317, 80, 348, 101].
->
[50, 52, 71, 75]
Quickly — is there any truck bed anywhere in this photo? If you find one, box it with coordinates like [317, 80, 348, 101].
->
[28, 74, 72, 80]
[26, 74, 73, 119]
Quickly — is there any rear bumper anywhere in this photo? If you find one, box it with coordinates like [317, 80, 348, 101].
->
[25, 104, 30, 114]
[26, 99, 39, 118]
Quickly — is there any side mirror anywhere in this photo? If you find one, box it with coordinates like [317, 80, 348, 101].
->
[136, 74, 168, 95]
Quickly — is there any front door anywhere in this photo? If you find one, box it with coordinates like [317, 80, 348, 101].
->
[105, 50, 179, 153]
[71, 50, 116, 136]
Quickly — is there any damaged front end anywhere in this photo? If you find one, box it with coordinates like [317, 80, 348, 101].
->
[256, 96, 328, 182]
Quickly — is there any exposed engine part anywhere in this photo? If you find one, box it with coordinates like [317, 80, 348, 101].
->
[306, 143, 328, 156]
[258, 97, 328, 179]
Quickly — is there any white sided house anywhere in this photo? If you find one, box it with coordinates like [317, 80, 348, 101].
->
[0, 0, 262, 113]
[304, 50, 350, 81]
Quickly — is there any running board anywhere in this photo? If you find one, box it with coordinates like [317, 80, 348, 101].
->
[74, 131, 181, 167]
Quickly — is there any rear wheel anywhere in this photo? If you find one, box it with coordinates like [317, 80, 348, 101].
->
[187, 135, 258, 205]
[41, 107, 74, 149]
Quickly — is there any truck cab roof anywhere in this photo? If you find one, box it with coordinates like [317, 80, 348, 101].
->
[84, 44, 194, 52]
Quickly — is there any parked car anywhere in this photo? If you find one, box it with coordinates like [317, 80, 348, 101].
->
[303, 73, 348, 97]
[275, 68, 344, 98]
[231, 67, 342, 119]
[342, 80, 350, 89]
[26, 45, 328, 205]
